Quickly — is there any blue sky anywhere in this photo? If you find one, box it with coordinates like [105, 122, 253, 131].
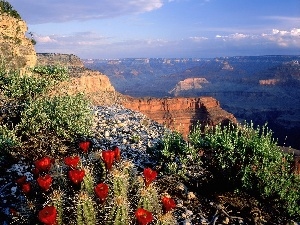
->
[9, 0, 300, 59]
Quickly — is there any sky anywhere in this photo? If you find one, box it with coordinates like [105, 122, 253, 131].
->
[9, 0, 300, 59]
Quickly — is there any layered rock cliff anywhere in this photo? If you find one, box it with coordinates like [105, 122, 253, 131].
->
[122, 96, 237, 138]
[36, 53, 238, 137]
[36, 53, 119, 105]
[0, 14, 36, 71]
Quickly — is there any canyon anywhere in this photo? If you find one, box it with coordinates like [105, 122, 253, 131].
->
[84, 56, 300, 149]
[36, 53, 236, 138]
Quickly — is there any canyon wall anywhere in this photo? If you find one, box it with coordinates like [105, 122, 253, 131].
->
[122, 96, 237, 138]
[0, 14, 36, 71]
[36, 53, 238, 137]
[36, 53, 120, 105]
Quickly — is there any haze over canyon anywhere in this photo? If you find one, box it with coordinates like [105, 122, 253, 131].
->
[84, 56, 300, 149]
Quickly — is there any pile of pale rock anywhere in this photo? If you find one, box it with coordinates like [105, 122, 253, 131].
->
[91, 105, 169, 168]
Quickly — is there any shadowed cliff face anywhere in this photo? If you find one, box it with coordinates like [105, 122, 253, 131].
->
[122, 96, 237, 138]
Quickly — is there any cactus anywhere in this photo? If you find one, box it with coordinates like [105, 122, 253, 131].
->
[14, 147, 177, 224]
[76, 191, 96, 225]
[138, 184, 161, 215]
[108, 161, 134, 224]
[109, 198, 129, 225]
[50, 190, 64, 225]
[82, 166, 95, 196]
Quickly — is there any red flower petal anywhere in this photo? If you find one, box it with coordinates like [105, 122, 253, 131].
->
[34, 156, 52, 173]
[38, 206, 57, 225]
[95, 183, 109, 203]
[68, 169, 85, 185]
[79, 141, 90, 153]
[162, 196, 176, 213]
[37, 174, 53, 191]
[135, 208, 153, 225]
[112, 146, 121, 161]
[102, 150, 115, 170]
[143, 168, 157, 187]
[64, 155, 80, 168]
[21, 182, 31, 195]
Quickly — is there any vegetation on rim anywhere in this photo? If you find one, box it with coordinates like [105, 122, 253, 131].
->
[0, 0, 21, 19]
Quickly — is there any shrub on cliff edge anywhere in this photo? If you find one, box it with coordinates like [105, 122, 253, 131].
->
[189, 122, 300, 219]
[0, 64, 93, 158]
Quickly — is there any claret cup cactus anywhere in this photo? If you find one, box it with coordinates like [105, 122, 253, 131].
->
[12, 142, 177, 224]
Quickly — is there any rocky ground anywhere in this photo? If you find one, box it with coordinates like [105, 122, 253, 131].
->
[0, 105, 299, 224]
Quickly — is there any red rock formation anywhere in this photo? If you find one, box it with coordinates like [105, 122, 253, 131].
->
[122, 96, 237, 138]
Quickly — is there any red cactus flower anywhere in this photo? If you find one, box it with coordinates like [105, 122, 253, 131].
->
[161, 196, 176, 213]
[143, 168, 157, 187]
[135, 208, 153, 225]
[112, 146, 121, 161]
[64, 155, 80, 168]
[79, 141, 90, 153]
[95, 183, 109, 203]
[34, 156, 52, 173]
[15, 176, 26, 185]
[38, 205, 57, 225]
[68, 169, 85, 185]
[21, 182, 31, 195]
[37, 174, 53, 191]
[102, 150, 115, 170]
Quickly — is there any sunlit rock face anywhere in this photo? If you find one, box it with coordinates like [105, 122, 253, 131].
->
[169, 78, 209, 96]
[122, 96, 237, 138]
[0, 14, 37, 71]
[36, 53, 120, 105]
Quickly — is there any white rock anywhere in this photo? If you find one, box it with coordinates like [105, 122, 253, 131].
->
[104, 130, 110, 137]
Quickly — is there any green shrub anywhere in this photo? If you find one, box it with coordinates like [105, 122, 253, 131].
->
[17, 94, 93, 155]
[189, 122, 300, 218]
[0, 65, 69, 103]
[0, 124, 19, 152]
[147, 131, 200, 178]
[32, 65, 69, 82]
[0, 71, 52, 101]
[0, 64, 92, 157]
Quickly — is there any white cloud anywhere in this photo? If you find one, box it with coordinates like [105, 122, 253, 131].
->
[263, 28, 300, 47]
[189, 36, 208, 42]
[9, 0, 163, 24]
[33, 27, 300, 58]
[34, 35, 57, 43]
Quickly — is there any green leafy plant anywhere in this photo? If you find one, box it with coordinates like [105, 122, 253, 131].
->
[32, 65, 69, 82]
[0, 124, 19, 153]
[147, 131, 200, 178]
[189, 122, 300, 218]
[0, 64, 91, 157]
